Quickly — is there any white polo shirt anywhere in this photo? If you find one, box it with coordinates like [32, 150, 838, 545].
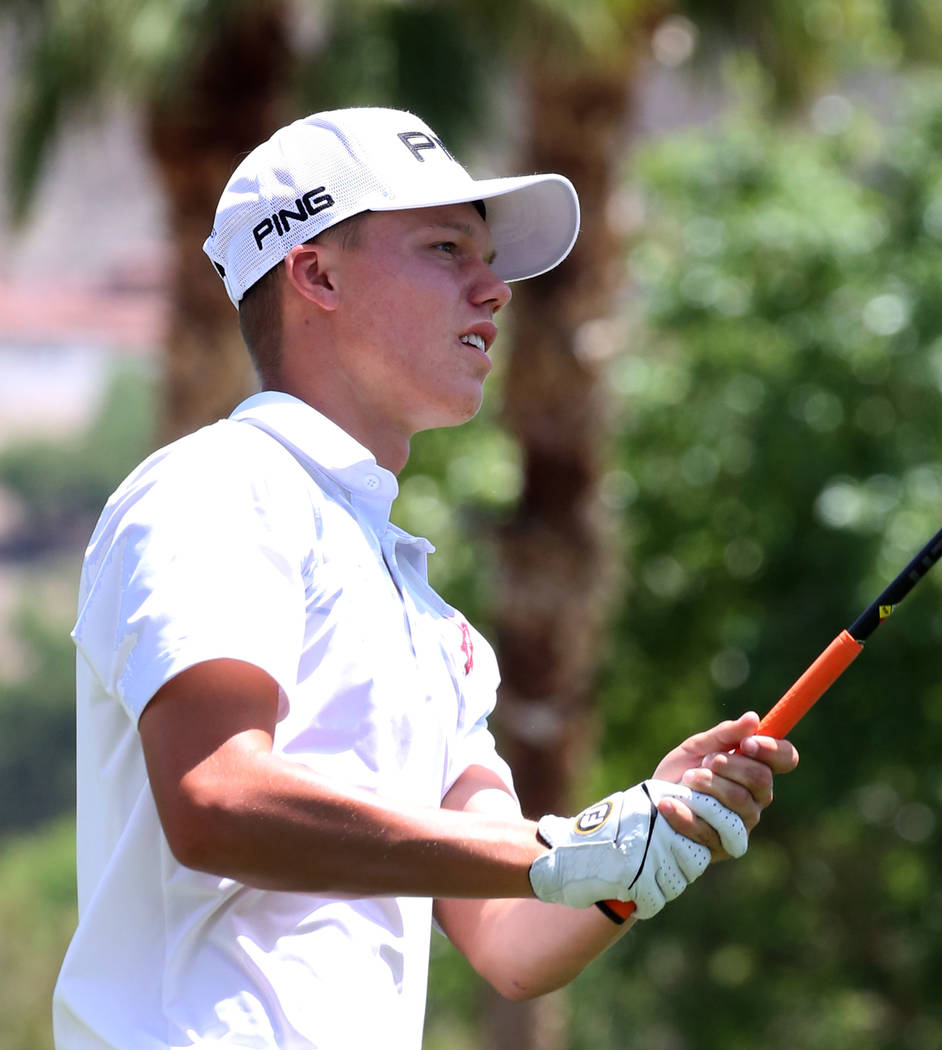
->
[53, 391, 517, 1050]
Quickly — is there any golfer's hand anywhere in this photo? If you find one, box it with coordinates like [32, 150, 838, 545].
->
[652, 711, 800, 861]
[528, 780, 745, 918]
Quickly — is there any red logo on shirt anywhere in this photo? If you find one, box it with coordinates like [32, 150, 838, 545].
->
[459, 621, 474, 675]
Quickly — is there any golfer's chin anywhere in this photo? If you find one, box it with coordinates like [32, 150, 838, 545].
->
[413, 385, 487, 433]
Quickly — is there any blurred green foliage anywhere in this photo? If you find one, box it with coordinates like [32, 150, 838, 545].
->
[3, 0, 276, 219]
[0, 365, 155, 835]
[0, 365, 154, 546]
[295, 2, 496, 155]
[0, 596, 77, 834]
[399, 362, 523, 632]
[562, 75, 942, 1050]
[0, 819, 76, 1050]
[0, 367, 153, 1050]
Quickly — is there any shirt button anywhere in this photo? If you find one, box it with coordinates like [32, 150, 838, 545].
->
[364, 473, 381, 491]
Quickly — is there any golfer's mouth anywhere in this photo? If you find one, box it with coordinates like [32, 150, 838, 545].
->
[459, 321, 498, 354]
[460, 333, 487, 353]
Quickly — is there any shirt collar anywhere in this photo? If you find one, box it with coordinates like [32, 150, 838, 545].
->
[230, 391, 400, 533]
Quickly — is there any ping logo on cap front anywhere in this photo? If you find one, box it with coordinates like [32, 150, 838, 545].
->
[252, 186, 336, 250]
[575, 800, 614, 835]
[398, 131, 455, 163]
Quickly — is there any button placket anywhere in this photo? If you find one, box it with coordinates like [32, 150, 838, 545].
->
[391, 538, 466, 721]
[379, 532, 421, 661]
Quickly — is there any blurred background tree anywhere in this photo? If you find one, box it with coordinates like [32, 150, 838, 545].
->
[2, 1, 942, 1048]
[5, 0, 290, 441]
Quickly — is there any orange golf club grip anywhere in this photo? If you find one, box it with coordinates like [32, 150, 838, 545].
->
[753, 628, 862, 737]
[600, 628, 865, 922]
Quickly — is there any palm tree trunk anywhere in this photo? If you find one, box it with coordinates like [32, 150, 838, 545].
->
[487, 60, 636, 1050]
[146, 4, 289, 442]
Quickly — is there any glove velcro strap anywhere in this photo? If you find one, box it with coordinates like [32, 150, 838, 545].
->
[627, 782, 660, 890]
[594, 783, 658, 922]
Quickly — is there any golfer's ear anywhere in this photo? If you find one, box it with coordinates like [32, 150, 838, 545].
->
[283, 242, 339, 310]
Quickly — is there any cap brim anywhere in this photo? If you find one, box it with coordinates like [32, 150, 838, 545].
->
[365, 173, 580, 282]
[472, 174, 580, 281]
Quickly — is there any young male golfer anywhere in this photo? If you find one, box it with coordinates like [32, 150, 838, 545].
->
[53, 107, 797, 1049]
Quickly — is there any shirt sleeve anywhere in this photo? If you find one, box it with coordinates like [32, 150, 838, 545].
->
[72, 428, 310, 725]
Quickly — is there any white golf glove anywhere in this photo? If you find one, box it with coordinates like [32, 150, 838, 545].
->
[528, 778, 748, 919]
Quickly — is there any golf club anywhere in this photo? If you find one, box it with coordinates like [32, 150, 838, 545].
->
[599, 524, 942, 923]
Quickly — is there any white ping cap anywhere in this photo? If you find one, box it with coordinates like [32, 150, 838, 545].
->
[204, 107, 580, 306]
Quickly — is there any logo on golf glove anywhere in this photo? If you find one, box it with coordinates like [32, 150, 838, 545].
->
[528, 779, 748, 918]
[574, 800, 614, 834]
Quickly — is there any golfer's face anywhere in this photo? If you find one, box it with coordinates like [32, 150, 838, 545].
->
[329, 203, 512, 436]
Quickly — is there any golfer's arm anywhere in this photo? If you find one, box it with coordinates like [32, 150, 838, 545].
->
[434, 768, 635, 1001]
[139, 659, 542, 898]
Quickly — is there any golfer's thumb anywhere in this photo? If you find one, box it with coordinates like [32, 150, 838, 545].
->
[708, 711, 761, 754]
